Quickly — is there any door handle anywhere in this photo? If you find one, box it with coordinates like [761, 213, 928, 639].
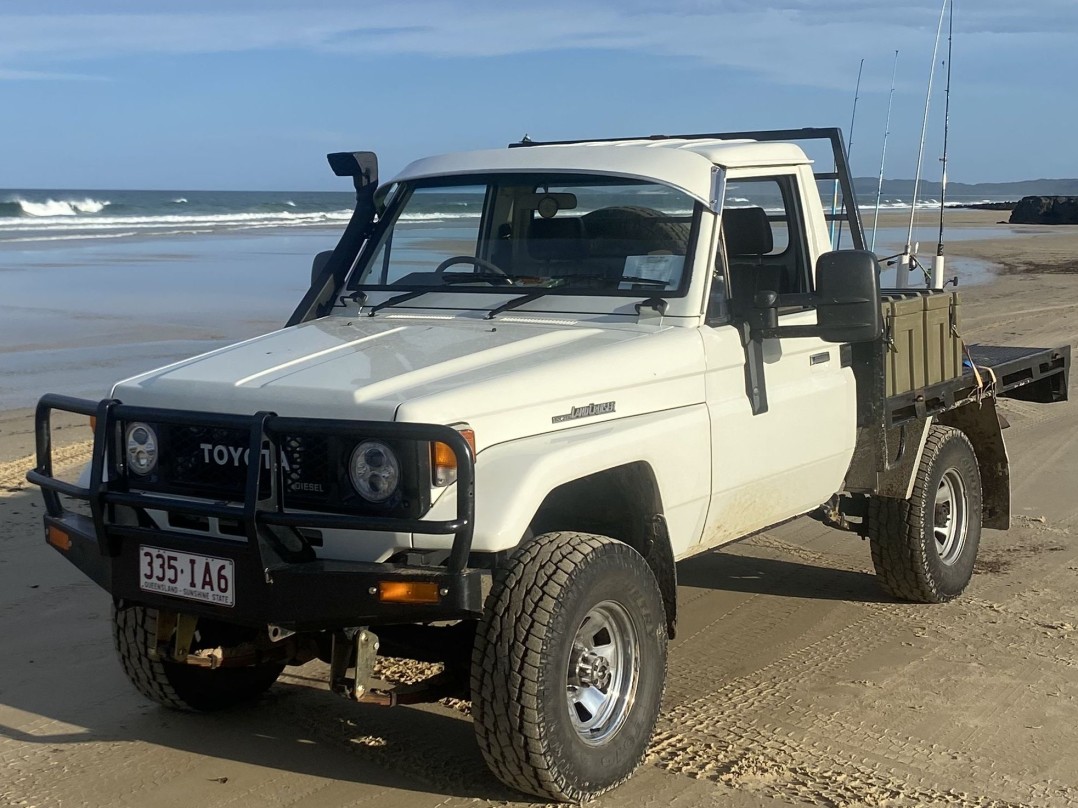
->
[809, 351, 831, 366]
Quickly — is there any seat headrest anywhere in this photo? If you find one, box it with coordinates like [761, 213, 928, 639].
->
[528, 217, 587, 261]
[722, 207, 773, 256]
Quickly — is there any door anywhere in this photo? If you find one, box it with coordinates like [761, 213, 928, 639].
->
[699, 171, 857, 548]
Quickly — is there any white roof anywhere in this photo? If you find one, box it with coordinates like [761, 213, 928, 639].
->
[391, 138, 812, 209]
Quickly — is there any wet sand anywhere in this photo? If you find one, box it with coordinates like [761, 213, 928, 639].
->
[2, 212, 1077, 806]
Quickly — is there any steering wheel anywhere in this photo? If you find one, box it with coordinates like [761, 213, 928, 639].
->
[435, 255, 509, 277]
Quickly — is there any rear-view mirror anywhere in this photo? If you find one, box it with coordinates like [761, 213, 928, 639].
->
[814, 250, 883, 343]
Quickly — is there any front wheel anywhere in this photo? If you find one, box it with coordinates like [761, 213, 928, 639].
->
[471, 532, 667, 802]
[869, 425, 982, 603]
[113, 605, 284, 711]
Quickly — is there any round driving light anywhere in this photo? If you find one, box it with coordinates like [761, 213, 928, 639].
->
[349, 441, 400, 503]
[125, 422, 159, 476]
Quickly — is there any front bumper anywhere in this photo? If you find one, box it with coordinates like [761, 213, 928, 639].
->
[28, 394, 486, 631]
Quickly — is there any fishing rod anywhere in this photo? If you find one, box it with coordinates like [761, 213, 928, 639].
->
[932, 0, 955, 288]
[898, 0, 948, 289]
[871, 50, 899, 252]
[834, 58, 864, 250]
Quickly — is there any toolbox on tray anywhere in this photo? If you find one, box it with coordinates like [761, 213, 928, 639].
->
[881, 290, 963, 397]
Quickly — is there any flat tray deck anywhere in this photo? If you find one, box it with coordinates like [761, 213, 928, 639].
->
[885, 343, 1070, 426]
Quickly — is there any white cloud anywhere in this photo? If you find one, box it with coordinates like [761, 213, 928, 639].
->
[0, 67, 106, 81]
[0, 2, 1074, 89]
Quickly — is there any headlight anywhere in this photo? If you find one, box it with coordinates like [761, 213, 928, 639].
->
[125, 422, 159, 475]
[349, 441, 400, 502]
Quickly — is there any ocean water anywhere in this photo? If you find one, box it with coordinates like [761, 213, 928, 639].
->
[0, 189, 356, 244]
[0, 186, 1014, 246]
[0, 227, 341, 409]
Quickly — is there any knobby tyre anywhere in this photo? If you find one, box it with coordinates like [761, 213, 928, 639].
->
[471, 531, 668, 802]
[869, 425, 982, 603]
[113, 604, 284, 711]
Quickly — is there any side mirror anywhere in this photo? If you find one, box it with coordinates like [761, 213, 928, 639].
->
[311, 250, 334, 285]
[814, 250, 882, 343]
[744, 250, 882, 344]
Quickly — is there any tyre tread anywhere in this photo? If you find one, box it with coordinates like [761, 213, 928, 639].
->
[112, 605, 282, 712]
[113, 605, 192, 710]
[471, 531, 664, 802]
[869, 425, 979, 603]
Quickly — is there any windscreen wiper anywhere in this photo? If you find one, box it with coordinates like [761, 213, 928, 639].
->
[485, 290, 550, 320]
[366, 289, 430, 317]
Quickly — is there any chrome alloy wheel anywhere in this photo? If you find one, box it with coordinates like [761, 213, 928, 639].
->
[565, 600, 639, 746]
[934, 467, 969, 565]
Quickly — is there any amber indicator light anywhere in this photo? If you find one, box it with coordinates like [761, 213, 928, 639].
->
[377, 581, 440, 604]
[431, 428, 475, 483]
[47, 525, 72, 551]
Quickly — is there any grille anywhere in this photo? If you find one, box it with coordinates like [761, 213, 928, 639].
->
[148, 424, 332, 503]
[122, 418, 429, 518]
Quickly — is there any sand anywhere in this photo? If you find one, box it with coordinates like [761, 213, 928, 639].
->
[2, 212, 1077, 807]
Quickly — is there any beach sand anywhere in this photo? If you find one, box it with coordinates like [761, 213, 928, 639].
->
[2, 212, 1077, 806]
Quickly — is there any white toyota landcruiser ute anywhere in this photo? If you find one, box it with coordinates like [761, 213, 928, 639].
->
[30, 128, 1069, 802]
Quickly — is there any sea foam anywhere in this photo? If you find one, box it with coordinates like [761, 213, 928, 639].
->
[16, 197, 111, 216]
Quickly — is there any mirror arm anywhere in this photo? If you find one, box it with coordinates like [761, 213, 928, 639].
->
[735, 322, 769, 415]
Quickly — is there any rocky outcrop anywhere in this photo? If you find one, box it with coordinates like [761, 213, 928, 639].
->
[1010, 196, 1078, 224]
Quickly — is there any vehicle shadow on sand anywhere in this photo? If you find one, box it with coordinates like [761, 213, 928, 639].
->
[2, 483, 891, 805]
[0, 667, 524, 803]
[0, 487, 525, 805]
[677, 544, 894, 604]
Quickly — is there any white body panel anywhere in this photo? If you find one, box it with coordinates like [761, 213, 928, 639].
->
[417, 406, 712, 558]
[699, 316, 856, 547]
[393, 139, 812, 210]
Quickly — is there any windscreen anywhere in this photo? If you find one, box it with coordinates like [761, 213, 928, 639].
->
[348, 174, 699, 296]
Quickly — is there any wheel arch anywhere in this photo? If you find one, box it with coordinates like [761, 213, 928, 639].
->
[528, 461, 678, 638]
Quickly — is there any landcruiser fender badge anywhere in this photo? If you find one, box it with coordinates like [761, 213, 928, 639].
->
[551, 401, 616, 424]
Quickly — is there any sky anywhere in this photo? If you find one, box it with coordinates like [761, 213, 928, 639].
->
[2, 1, 1075, 190]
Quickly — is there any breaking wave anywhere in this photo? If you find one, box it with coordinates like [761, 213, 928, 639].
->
[0, 188, 364, 243]
[1, 197, 111, 217]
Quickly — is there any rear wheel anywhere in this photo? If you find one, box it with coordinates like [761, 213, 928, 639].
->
[113, 605, 284, 711]
[869, 425, 982, 603]
[471, 532, 667, 802]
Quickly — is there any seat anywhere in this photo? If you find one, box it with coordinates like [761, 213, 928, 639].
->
[527, 217, 588, 262]
[722, 207, 785, 307]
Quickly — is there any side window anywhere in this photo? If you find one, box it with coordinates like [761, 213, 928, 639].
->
[720, 176, 811, 311]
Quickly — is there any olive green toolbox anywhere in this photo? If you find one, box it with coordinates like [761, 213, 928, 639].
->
[881, 290, 963, 397]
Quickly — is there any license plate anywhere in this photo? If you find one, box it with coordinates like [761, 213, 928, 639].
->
[139, 546, 235, 607]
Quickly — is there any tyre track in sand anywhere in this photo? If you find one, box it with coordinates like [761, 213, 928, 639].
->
[0, 440, 92, 493]
[647, 576, 1078, 807]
